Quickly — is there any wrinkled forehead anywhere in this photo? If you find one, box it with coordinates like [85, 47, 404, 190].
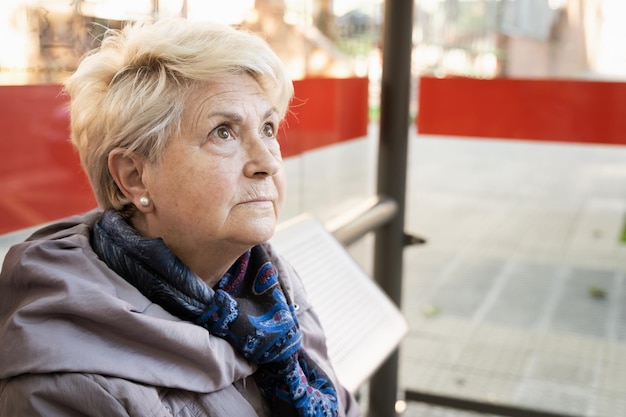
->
[184, 75, 278, 127]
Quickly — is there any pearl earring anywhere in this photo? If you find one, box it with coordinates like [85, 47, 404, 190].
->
[139, 197, 150, 207]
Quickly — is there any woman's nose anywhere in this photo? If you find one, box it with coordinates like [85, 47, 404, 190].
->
[243, 135, 282, 178]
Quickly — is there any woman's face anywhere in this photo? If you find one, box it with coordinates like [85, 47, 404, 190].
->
[139, 74, 286, 278]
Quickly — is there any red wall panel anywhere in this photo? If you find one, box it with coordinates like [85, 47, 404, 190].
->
[417, 76, 626, 145]
[282, 77, 369, 157]
[0, 84, 96, 233]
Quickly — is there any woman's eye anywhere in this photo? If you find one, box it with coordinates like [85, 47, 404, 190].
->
[211, 126, 232, 140]
[261, 123, 275, 138]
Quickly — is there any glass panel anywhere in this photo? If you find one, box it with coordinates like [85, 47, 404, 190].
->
[0, 0, 381, 233]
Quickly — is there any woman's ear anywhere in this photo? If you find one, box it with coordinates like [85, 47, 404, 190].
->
[108, 148, 152, 212]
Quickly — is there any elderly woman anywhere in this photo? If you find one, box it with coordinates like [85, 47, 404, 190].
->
[0, 19, 360, 417]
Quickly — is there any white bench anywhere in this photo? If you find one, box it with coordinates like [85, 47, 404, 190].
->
[0, 214, 408, 394]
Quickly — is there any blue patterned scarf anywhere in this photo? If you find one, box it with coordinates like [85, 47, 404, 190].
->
[91, 210, 338, 416]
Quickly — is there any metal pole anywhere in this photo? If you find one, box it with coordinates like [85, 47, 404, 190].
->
[368, 0, 414, 415]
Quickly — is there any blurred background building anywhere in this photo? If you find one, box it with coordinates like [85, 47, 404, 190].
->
[1, 0, 625, 110]
[0, 1, 621, 79]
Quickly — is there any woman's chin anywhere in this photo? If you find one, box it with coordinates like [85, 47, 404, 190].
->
[236, 219, 278, 245]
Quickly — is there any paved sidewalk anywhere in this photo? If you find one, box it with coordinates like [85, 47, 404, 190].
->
[398, 135, 626, 417]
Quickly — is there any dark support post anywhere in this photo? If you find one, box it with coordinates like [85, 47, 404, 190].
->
[368, 0, 414, 416]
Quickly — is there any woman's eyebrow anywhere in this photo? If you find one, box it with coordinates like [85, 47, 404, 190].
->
[263, 108, 278, 120]
[207, 108, 278, 122]
[207, 111, 244, 122]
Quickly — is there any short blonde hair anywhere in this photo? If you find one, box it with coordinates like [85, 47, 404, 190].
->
[64, 18, 294, 210]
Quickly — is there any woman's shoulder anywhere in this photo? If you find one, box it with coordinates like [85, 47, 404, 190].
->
[0, 210, 164, 333]
[0, 208, 130, 295]
[1, 209, 102, 272]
